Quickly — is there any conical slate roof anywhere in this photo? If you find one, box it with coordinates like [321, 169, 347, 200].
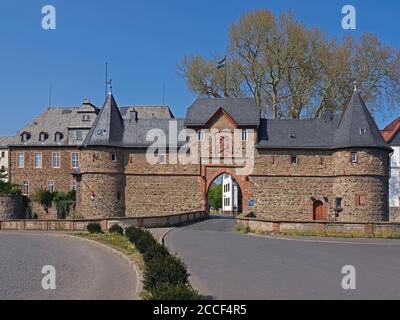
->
[83, 93, 124, 146]
[334, 91, 391, 150]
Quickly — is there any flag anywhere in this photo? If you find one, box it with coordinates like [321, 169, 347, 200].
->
[217, 57, 226, 69]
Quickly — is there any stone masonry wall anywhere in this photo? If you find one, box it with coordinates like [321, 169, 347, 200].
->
[9, 147, 78, 197]
[0, 195, 26, 219]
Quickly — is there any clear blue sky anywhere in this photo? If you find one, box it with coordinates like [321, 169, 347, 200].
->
[0, 0, 399, 135]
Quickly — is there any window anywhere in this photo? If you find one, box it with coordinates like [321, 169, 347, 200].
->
[22, 181, 29, 196]
[1, 151, 5, 157]
[72, 178, 77, 191]
[21, 132, 30, 142]
[1, 166, 5, 172]
[359, 128, 367, 135]
[320, 157, 324, 165]
[39, 132, 48, 142]
[54, 132, 63, 142]
[47, 180, 54, 193]
[71, 152, 79, 168]
[75, 131, 83, 141]
[289, 132, 296, 139]
[34, 153, 42, 168]
[356, 194, 366, 206]
[291, 156, 298, 165]
[335, 197, 343, 209]
[52, 152, 60, 168]
[198, 131, 204, 141]
[82, 114, 90, 122]
[241, 129, 248, 141]
[111, 153, 117, 161]
[351, 152, 358, 163]
[17, 153, 25, 168]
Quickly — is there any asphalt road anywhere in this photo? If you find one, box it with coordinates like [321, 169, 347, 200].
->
[165, 217, 400, 300]
[0, 232, 137, 300]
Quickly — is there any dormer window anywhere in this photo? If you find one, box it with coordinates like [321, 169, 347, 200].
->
[20, 132, 31, 142]
[54, 132, 63, 142]
[289, 133, 296, 139]
[359, 128, 367, 135]
[96, 129, 107, 136]
[39, 132, 48, 142]
[82, 115, 91, 122]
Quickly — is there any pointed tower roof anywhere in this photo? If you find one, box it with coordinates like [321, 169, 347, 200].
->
[334, 91, 391, 151]
[83, 93, 124, 147]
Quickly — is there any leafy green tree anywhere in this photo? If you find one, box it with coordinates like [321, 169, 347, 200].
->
[0, 171, 21, 195]
[178, 9, 400, 119]
[208, 184, 222, 210]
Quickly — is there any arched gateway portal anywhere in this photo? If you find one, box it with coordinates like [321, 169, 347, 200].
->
[204, 168, 248, 216]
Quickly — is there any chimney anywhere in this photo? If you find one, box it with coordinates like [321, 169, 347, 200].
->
[130, 110, 138, 123]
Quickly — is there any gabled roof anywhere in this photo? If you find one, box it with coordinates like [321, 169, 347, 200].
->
[334, 91, 390, 150]
[83, 93, 124, 147]
[185, 97, 260, 127]
[381, 117, 400, 144]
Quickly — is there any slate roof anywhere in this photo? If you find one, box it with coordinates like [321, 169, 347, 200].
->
[84, 93, 184, 148]
[83, 93, 124, 147]
[120, 106, 174, 120]
[11, 107, 78, 147]
[334, 91, 390, 150]
[258, 91, 392, 151]
[0, 136, 16, 148]
[185, 97, 260, 126]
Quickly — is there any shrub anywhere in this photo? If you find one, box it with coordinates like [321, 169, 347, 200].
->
[135, 233, 158, 253]
[33, 189, 54, 213]
[87, 222, 102, 234]
[109, 224, 124, 235]
[144, 255, 189, 291]
[143, 283, 202, 300]
[56, 200, 75, 219]
[125, 226, 144, 243]
[142, 243, 170, 263]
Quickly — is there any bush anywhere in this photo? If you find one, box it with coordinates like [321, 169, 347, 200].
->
[142, 243, 170, 263]
[33, 189, 54, 213]
[109, 224, 124, 235]
[56, 200, 75, 219]
[135, 232, 158, 253]
[125, 226, 144, 243]
[143, 283, 202, 300]
[144, 255, 189, 291]
[87, 222, 102, 234]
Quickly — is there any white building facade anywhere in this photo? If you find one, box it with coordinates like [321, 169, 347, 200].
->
[0, 137, 13, 181]
[222, 173, 240, 215]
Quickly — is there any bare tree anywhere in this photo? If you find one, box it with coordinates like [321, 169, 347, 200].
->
[178, 9, 400, 119]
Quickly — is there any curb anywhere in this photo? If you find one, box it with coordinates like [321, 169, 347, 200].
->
[60, 234, 144, 299]
[159, 227, 175, 245]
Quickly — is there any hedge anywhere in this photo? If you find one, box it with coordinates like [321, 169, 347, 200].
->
[125, 225, 201, 300]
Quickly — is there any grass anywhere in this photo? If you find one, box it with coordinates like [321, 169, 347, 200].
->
[77, 232, 145, 272]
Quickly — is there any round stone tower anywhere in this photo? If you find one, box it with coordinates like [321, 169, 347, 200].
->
[331, 91, 392, 222]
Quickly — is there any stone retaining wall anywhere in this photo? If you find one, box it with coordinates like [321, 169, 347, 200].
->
[0, 211, 207, 231]
[0, 195, 26, 220]
[236, 217, 400, 238]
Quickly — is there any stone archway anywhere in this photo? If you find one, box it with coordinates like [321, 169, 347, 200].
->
[202, 166, 249, 216]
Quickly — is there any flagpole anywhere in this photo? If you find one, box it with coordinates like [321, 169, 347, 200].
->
[224, 55, 228, 97]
